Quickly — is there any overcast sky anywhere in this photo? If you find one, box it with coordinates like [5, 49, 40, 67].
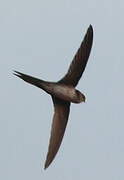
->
[1, 0, 124, 179]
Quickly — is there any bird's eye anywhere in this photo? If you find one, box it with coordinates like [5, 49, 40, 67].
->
[75, 90, 80, 96]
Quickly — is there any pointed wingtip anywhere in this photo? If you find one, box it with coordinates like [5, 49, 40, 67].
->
[89, 24, 93, 29]
[88, 24, 93, 33]
[85, 24, 93, 42]
[44, 161, 48, 170]
[44, 156, 52, 170]
[44, 164, 48, 170]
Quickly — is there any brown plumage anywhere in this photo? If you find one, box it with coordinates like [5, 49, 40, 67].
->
[13, 25, 93, 169]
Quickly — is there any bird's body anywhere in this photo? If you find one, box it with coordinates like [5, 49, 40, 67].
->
[14, 72, 85, 103]
[14, 25, 93, 169]
[48, 83, 85, 103]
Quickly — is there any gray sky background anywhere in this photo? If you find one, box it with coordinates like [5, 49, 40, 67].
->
[1, 0, 124, 179]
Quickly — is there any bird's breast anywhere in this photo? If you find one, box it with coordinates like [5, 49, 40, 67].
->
[46, 83, 80, 103]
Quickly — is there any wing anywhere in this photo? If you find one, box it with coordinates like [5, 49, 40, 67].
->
[59, 25, 93, 87]
[44, 96, 70, 169]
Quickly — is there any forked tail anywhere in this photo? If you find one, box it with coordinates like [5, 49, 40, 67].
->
[13, 71, 46, 89]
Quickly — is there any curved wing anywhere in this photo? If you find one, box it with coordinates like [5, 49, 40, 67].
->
[59, 25, 93, 87]
[44, 97, 70, 169]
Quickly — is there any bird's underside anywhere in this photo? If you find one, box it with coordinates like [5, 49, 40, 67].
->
[14, 25, 93, 169]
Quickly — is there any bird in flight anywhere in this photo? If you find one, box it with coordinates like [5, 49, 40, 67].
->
[14, 25, 93, 169]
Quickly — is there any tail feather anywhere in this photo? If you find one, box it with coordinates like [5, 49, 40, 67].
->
[13, 70, 45, 88]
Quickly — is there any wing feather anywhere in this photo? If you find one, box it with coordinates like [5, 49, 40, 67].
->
[59, 25, 93, 87]
[44, 97, 70, 169]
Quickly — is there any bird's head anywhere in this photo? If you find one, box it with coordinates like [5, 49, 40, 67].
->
[75, 89, 86, 103]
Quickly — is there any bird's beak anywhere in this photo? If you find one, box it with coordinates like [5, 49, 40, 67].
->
[81, 96, 86, 102]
